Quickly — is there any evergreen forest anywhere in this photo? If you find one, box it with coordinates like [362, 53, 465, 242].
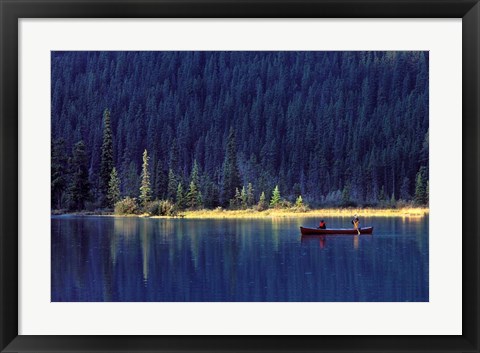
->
[51, 51, 429, 213]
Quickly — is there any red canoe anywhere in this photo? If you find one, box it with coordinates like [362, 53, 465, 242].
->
[300, 226, 374, 235]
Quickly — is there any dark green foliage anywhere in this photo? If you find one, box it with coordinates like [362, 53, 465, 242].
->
[99, 108, 114, 206]
[145, 199, 177, 216]
[257, 191, 268, 211]
[114, 197, 138, 215]
[426, 181, 429, 206]
[246, 183, 255, 207]
[154, 163, 167, 200]
[167, 169, 178, 201]
[52, 51, 429, 210]
[203, 179, 220, 208]
[107, 167, 121, 208]
[222, 128, 242, 206]
[123, 161, 139, 198]
[51, 138, 68, 209]
[186, 160, 202, 209]
[295, 195, 303, 207]
[241, 186, 248, 209]
[341, 186, 351, 207]
[186, 181, 202, 209]
[270, 185, 281, 208]
[400, 177, 411, 201]
[176, 182, 185, 210]
[230, 187, 243, 209]
[139, 149, 152, 207]
[415, 166, 428, 205]
[67, 141, 91, 211]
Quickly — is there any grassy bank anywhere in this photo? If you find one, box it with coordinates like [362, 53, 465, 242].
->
[53, 207, 428, 218]
[152, 207, 429, 219]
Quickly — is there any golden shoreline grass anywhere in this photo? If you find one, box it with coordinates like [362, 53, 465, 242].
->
[56, 207, 429, 219]
[151, 207, 429, 219]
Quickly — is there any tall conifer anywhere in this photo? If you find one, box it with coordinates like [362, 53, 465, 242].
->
[139, 149, 152, 207]
[222, 128, 242, 206]
[99, 108, 114, 206]
[51, 138, 68, 209]
[67, 141, 90, 210]
[107, 167, 121, 207]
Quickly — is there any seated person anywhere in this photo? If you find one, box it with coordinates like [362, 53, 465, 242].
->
[318, 220, 327, 229]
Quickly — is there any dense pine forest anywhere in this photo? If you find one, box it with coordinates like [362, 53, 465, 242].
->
[51, 51, 429, 213]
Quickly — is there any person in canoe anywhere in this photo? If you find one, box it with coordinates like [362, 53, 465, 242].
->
[318, 220, 327, 229]
[352, 215, 360, 235]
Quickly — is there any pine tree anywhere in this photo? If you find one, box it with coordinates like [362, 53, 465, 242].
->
[176, 182, 185, 209]
[341, 185, 351, 207]
[154, 163, 167, 200]
[99, 108, 114, 206]
[257, 191, 267, 211]
[241, 186, 248, 209]
[107, 167, 121, 207]
[390, 193, 396, 208]
[51, 138, 67, 209]
[270, 185, 281, 208]
[229, 187, 242, 209]
[378, 186, 386, 205]
[426, 180, 429, 205]
[139, 149, 152, 207]
[190, 159, 200, 187]
[400, 177, 410, 201]
[124, 161, 139, 197]
[222, 128, 242, 206]
[186, 160, 202, 209]
[67, 141, 90, 211]
[295, 195, 304, 207]
[246, 182, 255, 207]
[414, 167, 427, 205]
[186, 181, 201, 209]
[166, 168, 177, 201]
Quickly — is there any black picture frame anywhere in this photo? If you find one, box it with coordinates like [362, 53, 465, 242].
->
[1, 0, 478, 352]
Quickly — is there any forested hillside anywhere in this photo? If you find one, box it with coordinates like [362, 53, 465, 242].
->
[51, 51, 429, 211]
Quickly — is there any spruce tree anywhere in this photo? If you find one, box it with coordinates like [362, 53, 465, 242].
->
[176, 182, 185, 209]
[191, 159, 200, 187]
[341, 185, 351, 207]
[270, 185, 281, 208]
[186, 181, 200, 209]
[390, 193, 396, 208]
[124, 161, 139, 197]
[222, 128, 242, 206]
[99, 108, 114, 206]
[241, 186, 248, 209]
[426, 180, 429, 205]
[167, 169, 178, 201]
[154, 163, 167, 200]
[67, 141, 90, 211]
[400, 177, 410, 201]
[246, 182, 255, 207]
[414, 167, 427, 205]
[186, 160, 202, 209]
[107, 167, 121, 207]
[257, 191, 267, 211]
[230, 187, 242, 209]
[139, 149, 152, 207]
[51, 138, 67, 209]
[295, 195, 304, 207]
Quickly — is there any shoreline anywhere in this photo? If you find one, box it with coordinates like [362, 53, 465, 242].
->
[53, 207, 429, 219]
[169, 207, 429, 219]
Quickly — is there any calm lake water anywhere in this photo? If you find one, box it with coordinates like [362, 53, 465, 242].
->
[51, 215, 429, 302]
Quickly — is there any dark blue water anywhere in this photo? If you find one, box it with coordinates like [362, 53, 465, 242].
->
[51, 215, 429, 302]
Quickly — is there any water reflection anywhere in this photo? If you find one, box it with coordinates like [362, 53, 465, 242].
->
[52, 216, 429, 302]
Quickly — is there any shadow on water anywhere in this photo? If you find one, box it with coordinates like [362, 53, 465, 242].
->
[51, 215, 429, 302]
